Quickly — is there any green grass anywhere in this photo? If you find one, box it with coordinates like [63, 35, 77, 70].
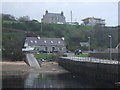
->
[75, 54, 89, 57]
[34, 53, 55, 60]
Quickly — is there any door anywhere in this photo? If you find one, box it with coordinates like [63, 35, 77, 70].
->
[52, 47, 55, 52]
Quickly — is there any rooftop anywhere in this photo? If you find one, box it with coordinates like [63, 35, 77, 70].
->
[44, 10, 65, 18]
[82, 17, 105, 21]
[25, 37, 65, 46]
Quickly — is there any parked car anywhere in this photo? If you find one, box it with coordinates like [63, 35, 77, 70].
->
[39, 50, 48, 53]
[74, 49, 82, 55]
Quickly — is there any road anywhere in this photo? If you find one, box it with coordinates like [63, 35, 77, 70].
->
[64, 53, 74, 57]
[61, 56, 119, 65]
[26, 54, 40, 69]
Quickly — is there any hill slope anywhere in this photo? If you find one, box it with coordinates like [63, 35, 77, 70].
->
[2, 20, 118, 50]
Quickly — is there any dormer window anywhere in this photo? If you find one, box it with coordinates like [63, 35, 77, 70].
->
[44, 41, 47, 43]
[35, 40, 37, 43]
[51, 41, 53, 43]
[31, 40, 33, 43]
[58, 41, 61, 44]
[37, 36, 40, 39]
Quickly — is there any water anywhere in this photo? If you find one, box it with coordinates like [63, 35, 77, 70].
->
[2, 72, 117, 88]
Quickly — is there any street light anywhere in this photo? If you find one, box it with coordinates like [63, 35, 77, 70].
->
[88, 37, 91, 53]
[108, 35, 112, 60]
[41, 19, 43, 32]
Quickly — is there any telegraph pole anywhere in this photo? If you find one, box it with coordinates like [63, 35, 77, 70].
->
[71, 10, 72, 24]
[88, 37, 91, 53]
[41, 19, 42, 32]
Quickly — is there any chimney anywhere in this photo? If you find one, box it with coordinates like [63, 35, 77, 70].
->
[46, 10, 48, 14]
[37, 36, 40, 39]
[61, 37, 65, 40]
[61, 11, 63, 16]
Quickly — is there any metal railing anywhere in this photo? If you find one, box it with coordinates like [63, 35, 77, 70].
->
[61, 56, 119, 65]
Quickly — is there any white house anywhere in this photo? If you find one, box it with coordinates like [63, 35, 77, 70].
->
[22, 37, 66, 53]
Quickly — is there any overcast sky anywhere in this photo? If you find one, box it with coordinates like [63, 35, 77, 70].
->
[2, 1, 118, 26]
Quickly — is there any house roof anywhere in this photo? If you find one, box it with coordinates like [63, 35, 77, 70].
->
[25, 37, 65, 46]
[45, 13, 65, 18]
[82, 17, 105, 21]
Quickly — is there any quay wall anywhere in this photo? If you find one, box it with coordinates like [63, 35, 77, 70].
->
[58, 58, 120, 83]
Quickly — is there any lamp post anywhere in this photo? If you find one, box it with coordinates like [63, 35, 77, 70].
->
[41, 19, 42, 32]
[108, 35, 112, 60]
[88, 37, 91, 53]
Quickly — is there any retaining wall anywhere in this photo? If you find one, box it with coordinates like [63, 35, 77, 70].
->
[58, 58, 120, 84]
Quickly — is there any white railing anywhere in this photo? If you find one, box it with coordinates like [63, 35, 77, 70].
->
[61, 56, 119, 65]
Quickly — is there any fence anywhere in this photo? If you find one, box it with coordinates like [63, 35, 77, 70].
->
[89, 53, 119, 61]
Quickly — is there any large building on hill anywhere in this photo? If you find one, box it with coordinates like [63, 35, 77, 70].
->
[81, 17, 105, 26]
[41, 10, 66, 24]
[22, 37, 66, 53]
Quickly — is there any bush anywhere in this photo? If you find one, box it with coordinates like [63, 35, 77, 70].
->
[2, 49, 26, 61]
[2, 28, 26, 61]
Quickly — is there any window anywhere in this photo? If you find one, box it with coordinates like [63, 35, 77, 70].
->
[51, 41, 53, 43]
[58, 41, 61, 44]
[44, 41, 47, 43]
[59, 47, 62, 51]
[52, 47, 55, 51]
[45, 47, 48, 51]
[31, 40, 33, 43]
[35, 40, 37, 43]
[51, 17, 54, 20]
[34, 47, 37, 50]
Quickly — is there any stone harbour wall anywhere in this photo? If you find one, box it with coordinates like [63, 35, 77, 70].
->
[58, 58, 120, 83]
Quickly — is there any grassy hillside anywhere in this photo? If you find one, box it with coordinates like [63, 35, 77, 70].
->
[2, 20, 118, 50]
[2, 14, 119, 61]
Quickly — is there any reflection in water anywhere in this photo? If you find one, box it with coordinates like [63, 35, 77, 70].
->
[24, 73, 39, 88]
[2, 75, 25, 88]
[24, 73, 67, 88]
[2, 72, 116, 88]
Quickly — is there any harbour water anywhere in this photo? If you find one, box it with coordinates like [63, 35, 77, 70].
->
[2, 72, 117, 88]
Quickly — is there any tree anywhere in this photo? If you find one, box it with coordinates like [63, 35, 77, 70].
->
[2, 14, 16, 21]
[18, 16, 30, 22]
[2, 31, 26, 61]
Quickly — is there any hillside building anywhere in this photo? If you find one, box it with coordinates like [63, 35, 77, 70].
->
[41, 10, 66, 24]
[81, 17, 105, 26]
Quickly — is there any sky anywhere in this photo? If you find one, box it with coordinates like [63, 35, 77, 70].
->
[1, 0, 119, 26]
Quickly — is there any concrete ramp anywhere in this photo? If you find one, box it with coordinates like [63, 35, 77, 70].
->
[26, 54, 40, 69]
